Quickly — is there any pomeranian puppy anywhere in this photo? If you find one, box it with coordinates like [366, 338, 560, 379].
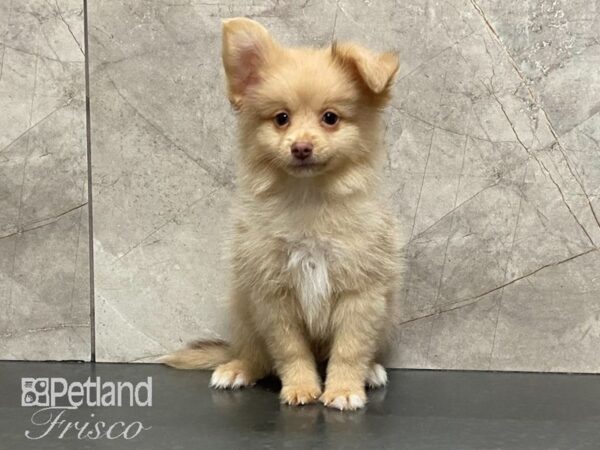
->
[162, 17, 401, 411]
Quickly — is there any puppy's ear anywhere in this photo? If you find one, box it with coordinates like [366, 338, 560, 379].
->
[222, 18, 277, 109]
[333, 42, 399, 94]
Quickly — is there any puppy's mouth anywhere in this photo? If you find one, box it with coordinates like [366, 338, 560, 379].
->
[290, 159, 324, 168]
[289, 155, 329, 168]
[287, 158, 328, 175]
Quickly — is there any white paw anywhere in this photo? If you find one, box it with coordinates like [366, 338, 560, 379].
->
[320, 388, 367, 411]
[366, 363, 388, 388]
[329, 394, 365, 411]
[210, 366, 251, 389]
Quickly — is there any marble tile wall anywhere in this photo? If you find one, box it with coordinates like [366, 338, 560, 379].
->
[0, 0, 89, 360]
[1, 0, 599, 372]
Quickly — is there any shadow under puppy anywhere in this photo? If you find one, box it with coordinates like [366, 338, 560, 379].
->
[162, 18, 402, 411]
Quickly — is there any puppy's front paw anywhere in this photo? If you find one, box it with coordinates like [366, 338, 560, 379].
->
[210, 360, 255, 389]
[320, 387, 367, 411]
[280, 383, 322, 406]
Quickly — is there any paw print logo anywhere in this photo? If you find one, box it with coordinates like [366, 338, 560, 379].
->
[21, 378, 50, 407]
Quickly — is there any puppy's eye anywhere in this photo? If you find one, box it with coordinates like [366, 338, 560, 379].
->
[322, 111, 339, 127]
[274, 112, 290, 128]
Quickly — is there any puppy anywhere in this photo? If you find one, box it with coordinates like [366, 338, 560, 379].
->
[162, 18, 402, 411]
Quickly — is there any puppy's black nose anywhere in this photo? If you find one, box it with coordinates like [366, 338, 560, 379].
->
[291, 141, 313, 160]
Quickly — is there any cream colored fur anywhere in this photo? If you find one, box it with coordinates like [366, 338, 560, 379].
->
[161, 18, 402, 411]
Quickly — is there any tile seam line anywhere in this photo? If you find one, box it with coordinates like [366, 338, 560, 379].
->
[83, 0, 96, 363]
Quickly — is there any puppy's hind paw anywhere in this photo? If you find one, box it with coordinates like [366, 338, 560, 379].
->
[210, 360, 256, 389]
[366, 363, 388, 389]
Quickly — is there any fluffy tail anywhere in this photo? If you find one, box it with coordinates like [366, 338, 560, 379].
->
[159, 339, 230, 370]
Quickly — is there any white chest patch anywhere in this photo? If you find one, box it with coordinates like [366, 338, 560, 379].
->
[286, 241, 331, 336]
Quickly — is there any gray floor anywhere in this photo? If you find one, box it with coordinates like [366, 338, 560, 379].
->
[1, 362, 599, 449]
